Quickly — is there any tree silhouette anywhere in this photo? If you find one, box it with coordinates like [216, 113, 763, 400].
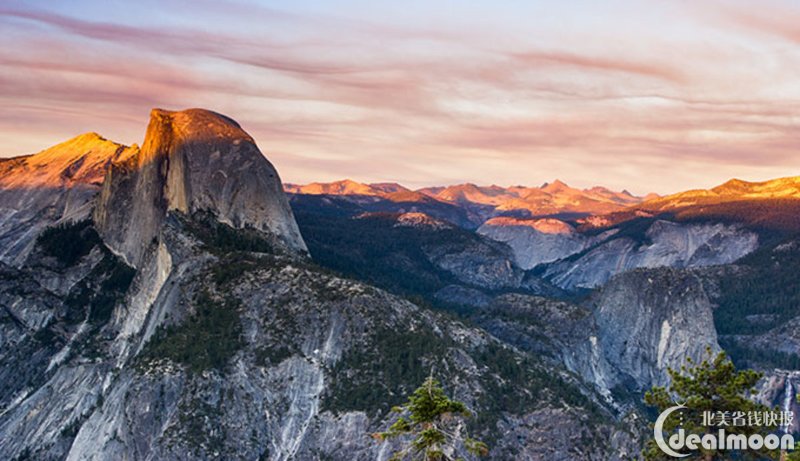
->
[373, 376, 488, 461]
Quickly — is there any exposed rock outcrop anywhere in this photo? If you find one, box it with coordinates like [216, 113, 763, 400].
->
[94, 108, 306, 267]
[477, 217, 614, 268]
[541, 220, 757, 290]
[451, 266, 723, 406]
[756, 371, 800, 434]
[480, 216, 757, 290]
[421, 233, 524, 291]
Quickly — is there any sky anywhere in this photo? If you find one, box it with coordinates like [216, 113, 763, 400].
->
[1, 0, 798, 195]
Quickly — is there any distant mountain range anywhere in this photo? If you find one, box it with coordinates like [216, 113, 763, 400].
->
[285, 179, 656, 218]
[286, 176, 800, 226]
[287, 175, 800, 290]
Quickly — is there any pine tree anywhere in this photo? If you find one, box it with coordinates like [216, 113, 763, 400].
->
[644, 348, 780, 460]
[373, 377, 488, 461]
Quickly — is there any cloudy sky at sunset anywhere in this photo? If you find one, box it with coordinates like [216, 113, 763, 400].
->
[1, 0, 798, 194]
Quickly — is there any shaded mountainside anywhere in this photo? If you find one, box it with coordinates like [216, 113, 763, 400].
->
[292, 209, 564, 303]
[289, 177, 800, 293]
[539, 219, 758, 290]
[582, 200, 800, 244]
[519, 178, 800, 291]
[705, 235, 800, 371]
[433, 213, 757, 291]
[477, 217, 612, 269]
[291, 204, 740, 411]
[288, 190, 480, 228]
[0, 220, 135, 416]
[464, 267, 722, 406]
[583, 176, 800, 244]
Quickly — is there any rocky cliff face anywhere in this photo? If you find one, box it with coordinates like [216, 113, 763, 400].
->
[466, 267, 722, 404]
[415, 218, 525, 291]
[477, 217, 612, 269]
[94, 108, 306, 267]
[756, 371, 800, 434]
[0, 133, 137, 266]
[8, 107, 783, 460]
[520, 219, 757, 290]
[586, 268, 721, 390]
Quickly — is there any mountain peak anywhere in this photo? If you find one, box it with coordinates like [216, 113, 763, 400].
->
[541, 179, 570, 193]
[139, 108, 252, 165]
[2, 131, 137, 189]
[711, 176, 800, 197]
[0, 131, 140, 265]
[369, 182, 410, 194]
[285, 179, 380, 196]
[711, 178, 753, 194]
[71, 131, 106, 142]
[95, 108, 306, 267]
[150, 108, 243, 131]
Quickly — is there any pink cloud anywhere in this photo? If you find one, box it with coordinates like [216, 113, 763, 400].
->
[511, 50, 688, 83]
[716, 2, 800, 44]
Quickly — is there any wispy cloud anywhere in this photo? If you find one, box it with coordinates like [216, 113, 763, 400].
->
[510, 51, 688, 83]
[710, 0, 800, 44]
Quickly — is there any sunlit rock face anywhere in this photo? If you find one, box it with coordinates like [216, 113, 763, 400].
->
[94, 108, 306, 267]
[284, 179, 391, 196]
[285, 179, 650, 229]
[0, 133, 138, 266]
[641, 176, 800, 210]
[393, 211, 453, 231]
